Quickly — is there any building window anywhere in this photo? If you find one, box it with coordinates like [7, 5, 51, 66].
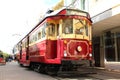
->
[116, 33, 120, 61]
[104, 31, 115, 61]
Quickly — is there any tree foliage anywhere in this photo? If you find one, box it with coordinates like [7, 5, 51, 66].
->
[0, 50, 10, 59]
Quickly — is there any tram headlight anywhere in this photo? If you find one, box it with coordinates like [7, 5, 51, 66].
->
[89, 53, 92, 57]
[64, 50, 67, 57]
[77, 46, 82, 52]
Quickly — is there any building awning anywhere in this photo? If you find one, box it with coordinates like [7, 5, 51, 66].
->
[92, 4, 120, 36]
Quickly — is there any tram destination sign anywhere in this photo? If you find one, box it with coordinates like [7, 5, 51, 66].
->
[67, 9, 88, 17]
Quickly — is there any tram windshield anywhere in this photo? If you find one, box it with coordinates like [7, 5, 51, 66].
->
[74, 19, 88, 36]
[62, 19, 73, 34]
[62, 18, 90, 36]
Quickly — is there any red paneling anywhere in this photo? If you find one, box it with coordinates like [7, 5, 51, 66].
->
[46, 40, 57, 59]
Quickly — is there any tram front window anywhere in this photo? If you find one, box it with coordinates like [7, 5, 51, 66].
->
[62, 19, 89, 36]
[74, 19, 88, 36]
[63, 19, 73, 34]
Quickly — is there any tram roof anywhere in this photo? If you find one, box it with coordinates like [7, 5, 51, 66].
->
[14, 7, 91, 46]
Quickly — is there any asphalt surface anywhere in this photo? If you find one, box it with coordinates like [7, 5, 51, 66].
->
[1, 61, 120, 80]
[0, 62, 56, 80]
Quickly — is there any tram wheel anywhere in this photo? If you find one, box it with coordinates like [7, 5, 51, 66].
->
[38, 64, 46, 74]
[45, 65, 60, 76]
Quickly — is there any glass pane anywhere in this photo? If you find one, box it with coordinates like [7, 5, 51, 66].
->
[116, 33, 120, 61]
[57, 24, 59, 36]
[42, 28, 45, 38]
[105, 31, 115, 61]
[48, 23, 55, 36]
[74, 19, 88, 36]
[62, 19, 73, 34]
[38, 32, 41, 39]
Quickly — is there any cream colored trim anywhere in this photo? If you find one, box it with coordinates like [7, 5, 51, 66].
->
[112, 4, 120, 9]
[47, 36, 57, 40]
[112, 4, 120, 16]
[114, 33, 118, 61]
[61, 34, 89, 40]
[75, 35, 89, 40]
[29, 37, 46, 46]
[62, 34, 75, 38]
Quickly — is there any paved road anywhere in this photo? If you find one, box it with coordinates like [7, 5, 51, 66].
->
[1, 61, 120, 80]
[0, 62, 56, 80]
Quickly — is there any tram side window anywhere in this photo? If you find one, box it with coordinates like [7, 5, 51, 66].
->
[48, 23, 55, 36]
[57, 24, 59, 36]
[42, 28, 46, 38]
[22, 42, 24, 48]
[18, 44, 21, 51]
[38, 31, 41, 39]
[34, 34, 38, 41]
[29, 36, 34, 44]
[63, 19, 73, 34]
[25, 41, 27, 47]
[29, 37, 32, 44]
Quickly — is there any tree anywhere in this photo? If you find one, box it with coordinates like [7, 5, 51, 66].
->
[0, 50, 9, 59]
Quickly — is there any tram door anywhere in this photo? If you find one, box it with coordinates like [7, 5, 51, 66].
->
[46, 22, 57, 59]
[20, 42, 22, 60]
[26, 36, 29, 60]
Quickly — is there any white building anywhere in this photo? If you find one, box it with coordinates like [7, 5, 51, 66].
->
[84, 0, 120, 70]
[54, 0, 120, 70]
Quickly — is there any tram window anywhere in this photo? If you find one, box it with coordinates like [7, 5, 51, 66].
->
[85, 25, 88, 36]
[18, 44, 20, 51]
[22, 42, 25, 48]
[34, 34, 38, 41]
[29, 37, 32, 44]
[30, 36, 34, 44]
[74, 19, 89, 35]
[48, 23, 55, 36]
[75, 27, 84, 34]
[57, 24, 59, 36]
[25, 42, 27, 47]
[42, 28, 45, 38]
[32, 35, 35, 42]
[63, 19, 73, 34]
[38, 32, 41, 39]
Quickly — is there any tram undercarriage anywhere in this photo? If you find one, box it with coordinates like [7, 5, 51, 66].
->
[29, 60, 93, 75]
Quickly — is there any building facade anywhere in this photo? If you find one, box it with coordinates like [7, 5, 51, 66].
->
[53, 0, 120, 70]
[87, 0, 120, 70]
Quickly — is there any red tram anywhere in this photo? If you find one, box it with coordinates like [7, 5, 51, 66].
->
[0, 54, 6, 65]
[13, 8, 93, 74]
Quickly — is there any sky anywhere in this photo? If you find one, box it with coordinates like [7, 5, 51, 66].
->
[0, 0, 59, 54]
